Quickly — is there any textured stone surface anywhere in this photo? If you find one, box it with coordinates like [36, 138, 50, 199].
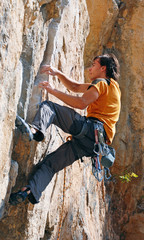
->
[106, 0, 144, 239]
[84, 0, 119, 66]
[0, 0, 144, 239]
[0, 0, 24, 223]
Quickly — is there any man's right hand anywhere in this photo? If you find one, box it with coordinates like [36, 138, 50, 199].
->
[40, 65, 60, 76]
[40, 65, 90, 93]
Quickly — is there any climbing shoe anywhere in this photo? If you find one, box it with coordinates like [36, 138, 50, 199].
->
[32, 131, 44, 142]
[15, 115, 33, 141]
[9, 189, 30, 206]
[29, 123, 44, 142]
[16, 115, 44, 142]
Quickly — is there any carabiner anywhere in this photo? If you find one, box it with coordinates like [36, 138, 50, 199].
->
[92, 167, 103, 182]
[104, 167, 112, 181]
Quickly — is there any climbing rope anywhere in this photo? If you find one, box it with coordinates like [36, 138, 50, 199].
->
[57, 167, 66, 240]
[55, 124, 113, 238]
[55, 126, 66, 240]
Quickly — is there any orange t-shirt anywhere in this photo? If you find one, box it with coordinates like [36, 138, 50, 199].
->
[87, 78, 121, 144]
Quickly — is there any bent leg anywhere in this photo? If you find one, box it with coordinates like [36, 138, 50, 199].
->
[28, 140, 80, 203]
[31, 101, 86, 137]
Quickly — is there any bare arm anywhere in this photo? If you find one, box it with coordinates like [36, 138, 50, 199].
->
[39, 81, 99, 109]
[40, 65, 90, 93]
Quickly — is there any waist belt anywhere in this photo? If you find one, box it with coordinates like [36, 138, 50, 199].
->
[71, 117, 115, 181]
[73, 117, 106, 140]
[73, 120, 89, 139]
[87, 117, 107, 141]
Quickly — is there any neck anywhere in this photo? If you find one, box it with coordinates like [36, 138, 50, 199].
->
[91, 76, 107, 82]
[91, 73, 107, 81]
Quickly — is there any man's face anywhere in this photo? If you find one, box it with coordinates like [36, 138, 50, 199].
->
[88, 59, 105, 80]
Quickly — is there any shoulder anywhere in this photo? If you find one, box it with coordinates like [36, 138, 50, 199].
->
[92, 78, 108, 85]
[110, 78, 121, 94]
[91, 79, 108, 95]
[88, 78, 108, 89]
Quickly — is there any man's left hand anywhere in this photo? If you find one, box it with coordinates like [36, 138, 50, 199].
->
[38, 81, 54, 93]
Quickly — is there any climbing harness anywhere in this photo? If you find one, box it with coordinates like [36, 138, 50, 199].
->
[91, 121, 115, 182]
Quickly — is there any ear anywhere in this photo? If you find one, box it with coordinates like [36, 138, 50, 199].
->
[101, 65, 106, 72]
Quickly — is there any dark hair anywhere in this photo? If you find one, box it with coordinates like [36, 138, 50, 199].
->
[94, 54, 120, 81]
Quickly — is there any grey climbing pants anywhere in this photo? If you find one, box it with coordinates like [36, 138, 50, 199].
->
[28, 100, 106, 203]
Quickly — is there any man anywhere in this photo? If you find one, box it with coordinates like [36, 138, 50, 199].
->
[9, 53, 121, 205]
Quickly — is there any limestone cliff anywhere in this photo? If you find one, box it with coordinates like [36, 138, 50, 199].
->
[0, 0, 143, 240]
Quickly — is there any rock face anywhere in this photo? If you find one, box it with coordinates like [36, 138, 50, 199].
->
[0, 0, 143, 239]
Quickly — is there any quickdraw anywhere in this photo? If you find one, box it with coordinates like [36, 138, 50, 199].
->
[92, 157, 112, 182]
[104, 167, 112, 181]
[91, 155, 103, 182]
[91, 123, 113, 182]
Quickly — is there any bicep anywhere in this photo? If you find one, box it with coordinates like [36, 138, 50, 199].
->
[81, 86, 99, 107]
[73, 83, 90, 93]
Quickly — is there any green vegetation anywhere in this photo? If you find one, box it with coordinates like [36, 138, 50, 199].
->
[119, 172, 138, 183]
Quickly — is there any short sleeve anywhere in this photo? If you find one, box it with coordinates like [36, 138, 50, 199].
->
[92, 81, 107, 95]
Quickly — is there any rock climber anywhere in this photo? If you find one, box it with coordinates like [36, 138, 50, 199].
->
[9, 53, 121, 205]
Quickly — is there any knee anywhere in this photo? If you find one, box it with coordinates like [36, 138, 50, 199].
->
[40, 100, 55, 108]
